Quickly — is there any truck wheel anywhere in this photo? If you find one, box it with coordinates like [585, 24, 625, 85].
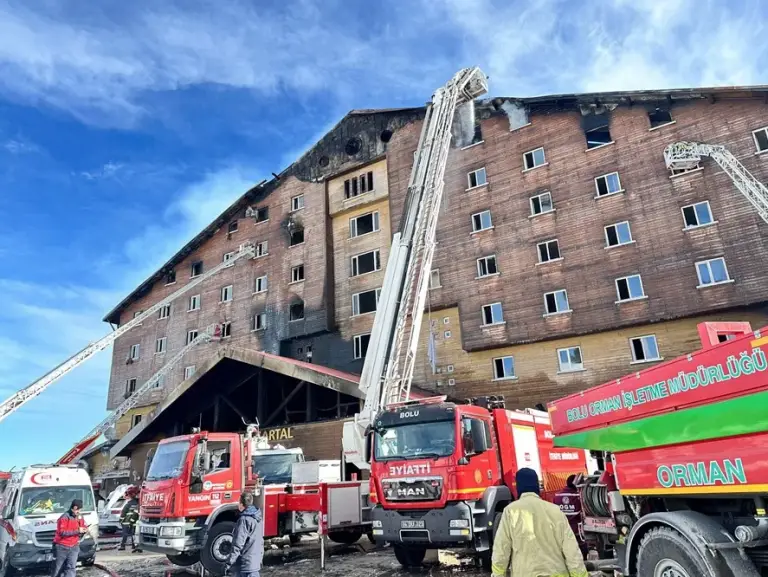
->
[201, 520, 236, 576]
[328, 528, 363, 545]
[393, 545, 426, 568]
[636, 526, 711, 577]
[167, 552, 201, 567]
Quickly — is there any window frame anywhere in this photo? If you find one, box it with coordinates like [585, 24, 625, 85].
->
[188, 294, 201, 311]
[536, 239, 561, 264]
[615, 274, 646, 302]
[184, 366, 196, 380]
[352, 288, 381, 316]
[289, 228, 305, 247]
[471, 210, 493, 233]
[255, 241, 269, 257]
[221, 322, 232, 338]
[604, 221, 633, 248]
[349, 211, 380, 239]
[543, 289, 571, 316]
[350, 249, 382, 277]
[291, 194, 305, 212]
[752, 126, 768, 153]
[648, 109, 674, 130]
[681, 201, 715, 230]
[129, 344, 140, 360]
[630, 334, 662, 363]
[529, 191, 554, 216]
[477, 255, 499, 278]
[481, 302, 504, 326]
[467, 167, 488, 189]
[221, 285, 234, 303]
[190, 261, 203, 278]
[155, 337, 167, 355]
[165, 270, 177, 285]
[291, 264, 305, 283]
[254, 275, 268, 294]
[523, 147, 546, 171]
[131, 414, 142, 428]
[186, 330, 199, 345]
[223, 251, 236, 266]
[289, 302, 305, 322]
[251, 313, 266, 332]
[353, 333, 371, 360]
[557, 346, 584, 373]
[429, 269, 441, 289]
[594, 172, 623, 198]
[126, 378, 137, 394]
[227, 220, 239, 234]
[695, 257, 732, 288]
[158, 304, 171, 320]
[585, 125, 614, 150]
[492, 356, 516, 381]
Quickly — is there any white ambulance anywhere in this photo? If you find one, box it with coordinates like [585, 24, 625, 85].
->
[0, 465, 98, 575]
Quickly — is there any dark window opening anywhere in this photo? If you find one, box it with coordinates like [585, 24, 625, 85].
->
[472, 123, 483, 145]
[354, 290, 379, 315]
[352, 250, 380, 276]
[354, 334, 371, 359]
[290, 228, 305, 246]
[632, 339, 645, 361]
[221, 322, 232, 338]
[255, 207, 269, 223]
[351, 212, 378, 237]
[755, 129, 768, 152]
[228, 221, 238, 234]
[585, 125, 612, 149]
[617, 279, 631, 300]
[191, 261, 203, 277]
[292, 265, 305, 283]
[126, 378, 137, 395]
[165, 270, 176, 284]
[649, 109, 673, 128]
[290, 302, 305, 321]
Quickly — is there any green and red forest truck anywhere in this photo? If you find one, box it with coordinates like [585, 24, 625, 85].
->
[548, 321, 768, 577]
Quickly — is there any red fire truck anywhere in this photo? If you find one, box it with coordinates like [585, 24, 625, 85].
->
[137, 425, 368, 575]
[368, 395, 587, 567]
[549, 321, 768, 577]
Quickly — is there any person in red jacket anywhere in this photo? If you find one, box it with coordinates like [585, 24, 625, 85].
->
[51, 499, 87, 577]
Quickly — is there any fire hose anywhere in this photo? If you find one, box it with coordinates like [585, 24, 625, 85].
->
[580, 477, 611, 518]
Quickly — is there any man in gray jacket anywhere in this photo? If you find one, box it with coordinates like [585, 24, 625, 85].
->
[225, 492, 263, 577]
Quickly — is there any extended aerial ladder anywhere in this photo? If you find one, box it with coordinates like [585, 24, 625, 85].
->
[56, 324, 222, 464]
[341, 67, 488, 475]
[664, 141, 768, 224]
[0, 243, 257, 425]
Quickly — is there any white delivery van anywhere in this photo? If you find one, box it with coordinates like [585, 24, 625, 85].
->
[0, 465, 98, 575]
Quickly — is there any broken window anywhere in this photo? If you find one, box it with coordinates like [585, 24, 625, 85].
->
[753, 127, 768, 153]
[354, 333, 371, 359]
[165, 270, 176, 285]
[472, 123, 483, 145]
[291, 264, 305, 283]
[158, 304, 171, 320]
[616, 275, 645, 301]
[289, 228, 305, 246]
[585, 125, 612, 149]
[605, 221, 633, 247]
[481, 302, 504, 325]
[471, 210, 493, 232]
[544, 290, 570, 315]
[648, 108, 673, 129]
[252, 313, 266, 331]
[595, 172, 622, 197]
[352, 289, 380, 316]
[493, 356, 515, 380]
[530, 192, 553, 216]
[255, 207, 268, 223]
[186, 330, 198, 345]
[228, 220, 239, 234]
[191, 261, 203, 278]
[221, 285, 233, 302]
[537, 239, 561, 263]
[221, 322, 232, 338]
[630, 335, 660, 362]
[682, 201, 714, 228]
[477, 255, 498, 277]
[523, 147, 546, 170]
[351, 250, 381, 276]
[350, 212, 380, 238]
[255, 241, 268, 257]
[429, 269, 441, 289]
[291, 194, 304, 211]
[467, 167, 487, 189]
[289, 302, 305, 321]
[155, 337, 167, 354]
[254, 275, 268, 293]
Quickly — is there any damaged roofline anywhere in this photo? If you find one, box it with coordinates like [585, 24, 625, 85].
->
[102, 85, 768, 324]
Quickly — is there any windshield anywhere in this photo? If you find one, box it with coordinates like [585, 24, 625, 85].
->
[252, 453, 301, 485]
[374, 420, 456, 460]
[19, 486, 95, 517]
[146, 440, 189, 481]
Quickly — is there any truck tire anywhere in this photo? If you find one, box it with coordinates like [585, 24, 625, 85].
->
[81, 556, 96, 567]
[167, 552, 201, 567]
[636, 526, 712, 577]
[393, 545, 426, 568]
[327, 528, 363, 545]
[201, 520, 236, 576]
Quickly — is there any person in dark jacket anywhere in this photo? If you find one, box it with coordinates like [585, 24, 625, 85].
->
[224, 492, 263, 577]
[118, 489, 141, 552]
[51, 499, 87, 577]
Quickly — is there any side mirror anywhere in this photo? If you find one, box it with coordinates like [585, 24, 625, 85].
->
[364, 433, 372, 464]
[471, 421, 489, 454]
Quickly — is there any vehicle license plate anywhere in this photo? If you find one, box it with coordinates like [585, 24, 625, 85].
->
[401, 520, 425, 529]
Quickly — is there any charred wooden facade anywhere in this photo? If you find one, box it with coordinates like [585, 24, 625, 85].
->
[103, 86, 768, 433]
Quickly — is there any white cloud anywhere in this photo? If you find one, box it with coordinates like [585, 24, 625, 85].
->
[79, 161, 124, 181]
[2, 138, 38, 154]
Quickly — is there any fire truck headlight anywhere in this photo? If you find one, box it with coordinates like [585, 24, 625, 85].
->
[449, 519, 469, 528]
[372, 520, 382, 528]
[160, 526, 183, 538]
[17, 530, 34, 544]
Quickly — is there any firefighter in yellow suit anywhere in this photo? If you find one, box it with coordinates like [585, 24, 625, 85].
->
[491, 468, 589, 577]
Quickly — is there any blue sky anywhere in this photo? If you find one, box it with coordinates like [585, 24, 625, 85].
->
[0, 0, 764, 469]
